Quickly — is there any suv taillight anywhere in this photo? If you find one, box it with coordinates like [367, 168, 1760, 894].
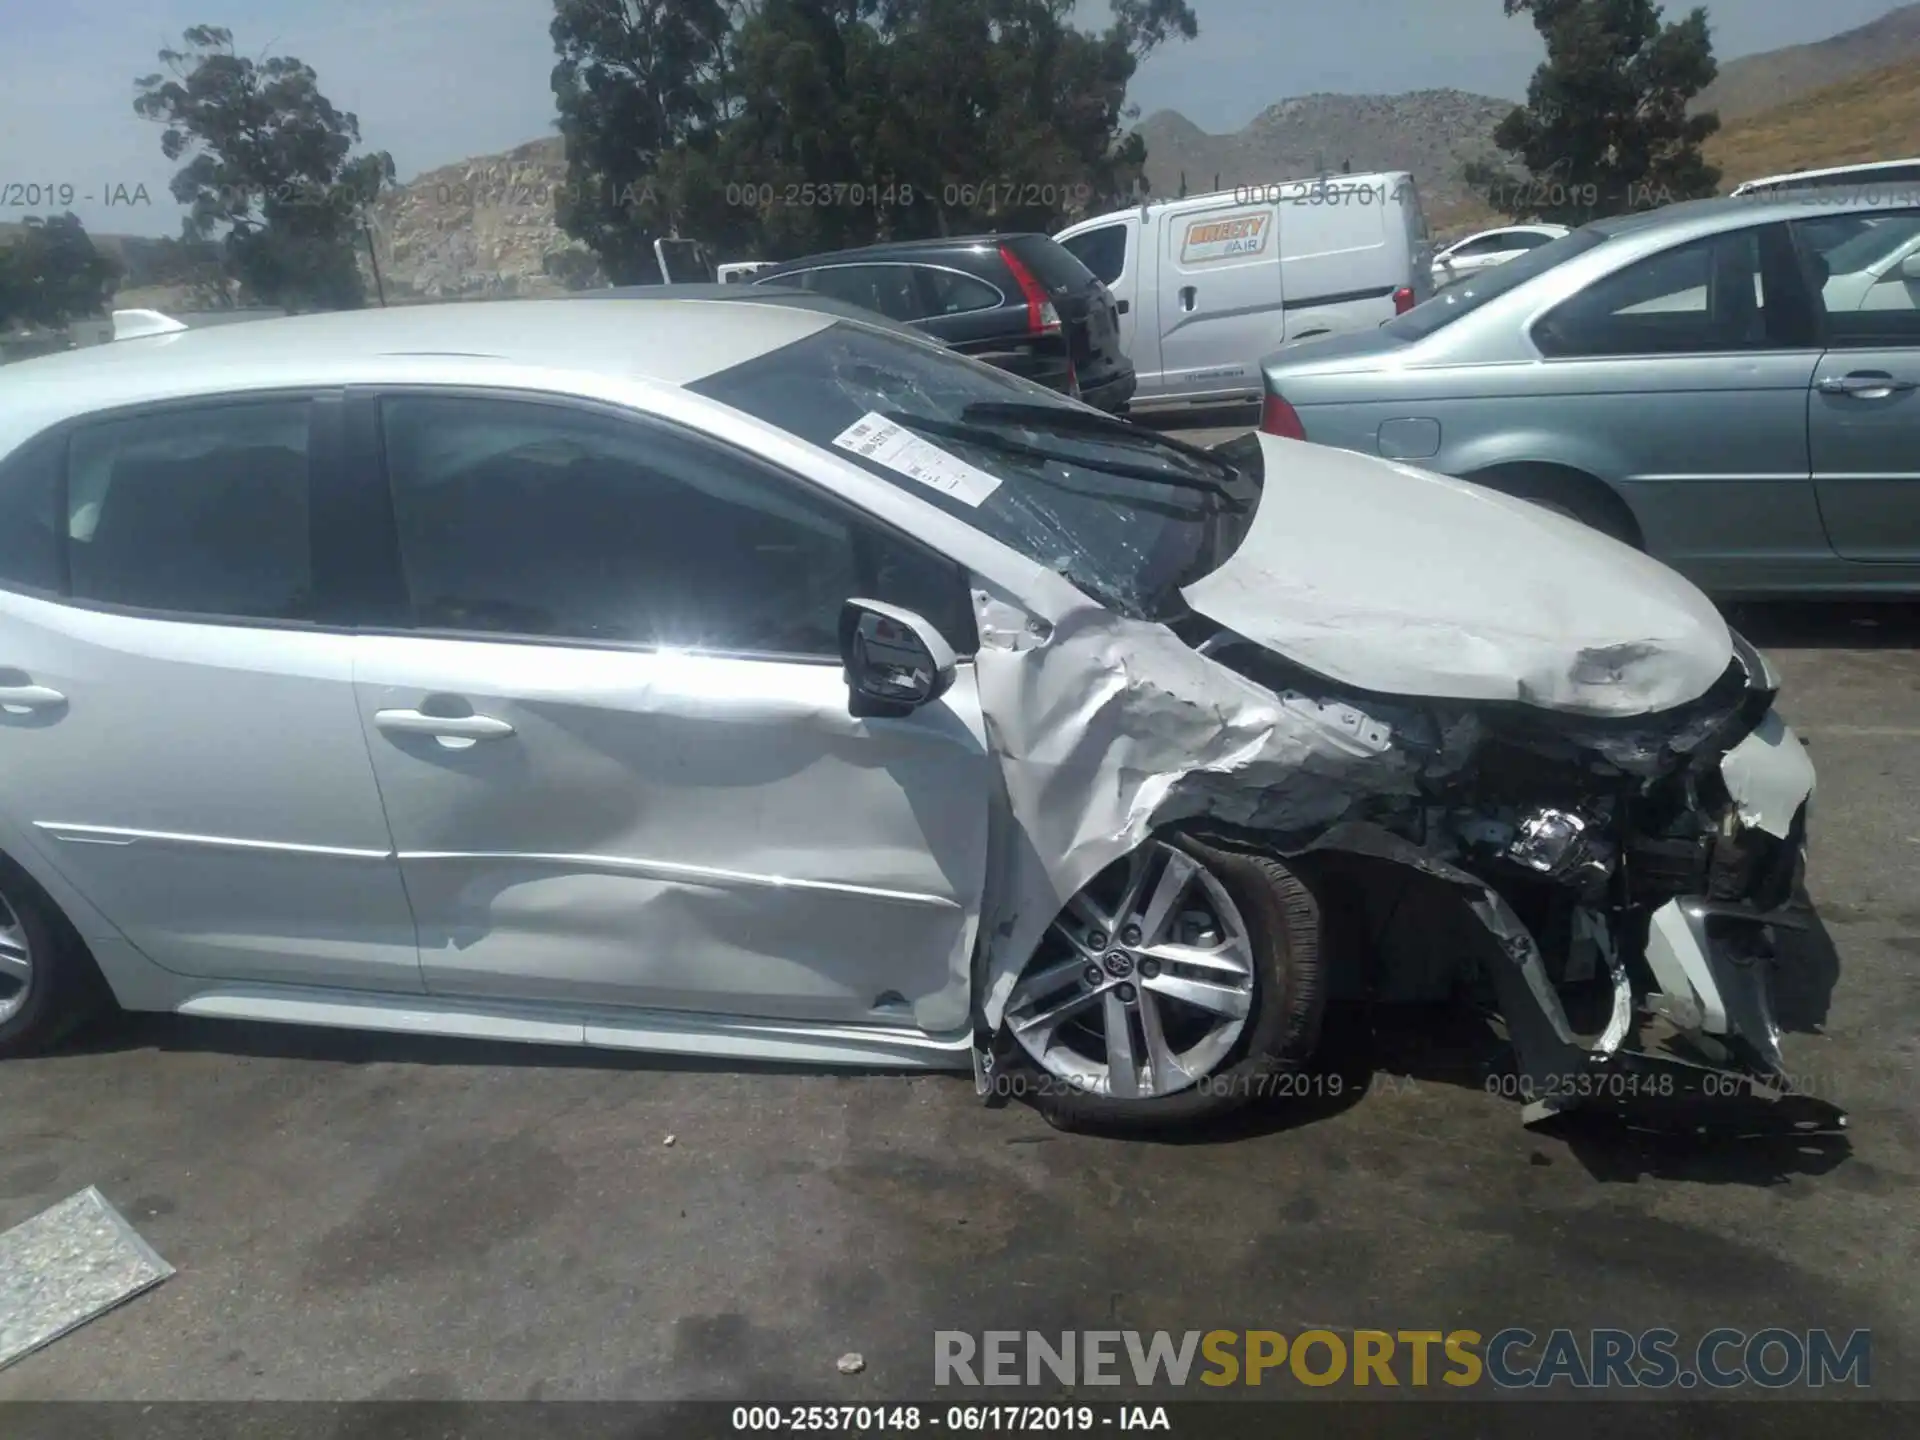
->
[999, 245, 1062, 335]
[1260, 393, 1307, 440]
[1393, 285, 1416, 315]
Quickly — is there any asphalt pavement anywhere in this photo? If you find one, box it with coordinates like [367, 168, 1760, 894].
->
[0, 430, 1916, 1400]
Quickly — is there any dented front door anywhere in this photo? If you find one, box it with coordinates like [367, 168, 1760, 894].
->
[355, 635, 992, 1031]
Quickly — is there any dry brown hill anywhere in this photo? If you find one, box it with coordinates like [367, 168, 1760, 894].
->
[1697, 2, 1920, 122]
[1706, 56, 1920, 187]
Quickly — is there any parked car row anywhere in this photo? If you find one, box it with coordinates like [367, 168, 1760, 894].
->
[741, 170, 1438, 417]
[752, 234, 1137, 413]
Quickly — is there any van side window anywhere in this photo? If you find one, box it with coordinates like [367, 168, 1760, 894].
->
[1062, 225, 1127, 286]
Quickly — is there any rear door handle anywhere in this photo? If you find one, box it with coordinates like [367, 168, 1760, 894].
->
[1816, 372, 1917, 399]
[1179, 286, 1197, 312]
[374, 709, 515, 747]
[0, 684, 66, 715]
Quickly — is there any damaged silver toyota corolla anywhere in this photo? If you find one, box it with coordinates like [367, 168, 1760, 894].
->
[695, 316, 1830, 1135]
[0, 299, 1830, 1140]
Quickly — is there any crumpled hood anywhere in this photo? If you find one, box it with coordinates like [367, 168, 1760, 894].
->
[1180, 436, 1732, 717]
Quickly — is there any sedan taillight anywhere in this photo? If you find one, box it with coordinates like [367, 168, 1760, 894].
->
[999, 245, 1063, 335]
[1259, 393, 1307, 440]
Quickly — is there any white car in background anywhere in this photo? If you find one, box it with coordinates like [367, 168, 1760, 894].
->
[1431, 224, 1570, 290]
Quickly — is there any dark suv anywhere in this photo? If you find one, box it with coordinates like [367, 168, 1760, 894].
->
[752, 234, 1136, 412]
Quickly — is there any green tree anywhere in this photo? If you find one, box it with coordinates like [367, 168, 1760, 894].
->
[0, 214, 122, 330]
[1471, 0, 1720, 225]
[135, 25, 395, 311]
[550, 0, 744, 283]
[551, 0, 1194, 271]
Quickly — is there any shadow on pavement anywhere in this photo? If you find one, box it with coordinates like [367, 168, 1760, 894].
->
[1726, 599, 1920, 649]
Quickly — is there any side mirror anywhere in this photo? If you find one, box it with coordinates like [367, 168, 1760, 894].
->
[839, 599, 957, 718]
[1116, 298, 1131, 315]
[1900, 252, 1920, 282]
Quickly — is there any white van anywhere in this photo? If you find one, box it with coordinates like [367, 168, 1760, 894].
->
[1055, 172, 1434, 410]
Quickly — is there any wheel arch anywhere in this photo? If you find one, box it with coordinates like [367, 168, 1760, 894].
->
[1460, 459, 1646, 549]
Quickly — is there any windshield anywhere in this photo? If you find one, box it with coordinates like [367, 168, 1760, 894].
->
[690, 324, 1256, 619]
[1388, 226, 1610, 340]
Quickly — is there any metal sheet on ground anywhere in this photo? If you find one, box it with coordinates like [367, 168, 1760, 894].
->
[0, 1187, 173, 1370]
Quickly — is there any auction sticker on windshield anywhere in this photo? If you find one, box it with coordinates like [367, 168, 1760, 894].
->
[833, 412, 1003, 507]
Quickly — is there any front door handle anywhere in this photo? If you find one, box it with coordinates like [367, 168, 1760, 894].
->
[374, 709, 515, 747]
[1816, 372, 1917, 399]
[1179, 285, 1197, 312]
[0, 684, 66, 715]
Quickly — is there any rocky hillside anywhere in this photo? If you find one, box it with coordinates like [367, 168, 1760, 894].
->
[365, 136, 586, 301]
[1135, 89, 1516, 229]
[1696, 2, 1920, 122]
[1706, 57, 1920, 187]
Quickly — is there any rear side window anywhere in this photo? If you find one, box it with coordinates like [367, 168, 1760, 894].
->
[1387, 226, 1609, 341]
[1533, 225, 1811, 358]
[1793, 209, 1920, 347]
[1061, 225, 1127, 286]
[1000, 236, 1098, 293]
[66, 402, 314, 619]
[915, 267, 1002, 315]
[0, 433, 63, 595]
[801, 265, 927, 321]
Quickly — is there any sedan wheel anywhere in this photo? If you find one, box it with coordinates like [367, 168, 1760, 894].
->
[0, 890, 31, 1025]
[1004, 835, 1325, 1131]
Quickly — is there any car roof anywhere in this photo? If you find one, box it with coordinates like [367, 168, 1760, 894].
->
[0, 298, 844, 454]
[1732, 158, 1920, 192]
[756, 234, 1045, 274]
[1583, 184, 1920, 245]
[577, 282, 943, 341]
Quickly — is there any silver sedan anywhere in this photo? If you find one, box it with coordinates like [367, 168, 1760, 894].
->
[1259, 188, 1920, 596]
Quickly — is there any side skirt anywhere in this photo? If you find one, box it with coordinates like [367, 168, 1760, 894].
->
[175, 985, 976, 1070]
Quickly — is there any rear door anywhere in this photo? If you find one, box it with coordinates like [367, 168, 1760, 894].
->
[0, 395, 419, 992]
[1155, 196, 1284, 400]
[1794, 209, 1920, 560]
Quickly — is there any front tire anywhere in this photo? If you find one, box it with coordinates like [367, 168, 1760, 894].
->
[1002, 834, 1325, 1133]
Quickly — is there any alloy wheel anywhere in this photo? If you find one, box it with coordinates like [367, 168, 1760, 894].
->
[1005, 840, 1256, 1099]
[0, 887, 33, 1024]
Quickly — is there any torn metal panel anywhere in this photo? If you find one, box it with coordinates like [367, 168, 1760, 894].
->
[1178, 436, 1733, 717]
[971, 603, 1464, 1030]
[1720, 711, 1817, 840]
[0, 1187, 173, 1370]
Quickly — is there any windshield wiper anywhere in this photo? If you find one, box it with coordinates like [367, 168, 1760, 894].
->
[955, 399, 1245, 489]
[878, 409, 1248, 510]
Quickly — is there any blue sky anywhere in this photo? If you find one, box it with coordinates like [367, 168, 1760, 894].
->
[1, 0, 1908, 237]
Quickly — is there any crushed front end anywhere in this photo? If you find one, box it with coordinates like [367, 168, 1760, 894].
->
[1190, 629, 1840, 1132]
